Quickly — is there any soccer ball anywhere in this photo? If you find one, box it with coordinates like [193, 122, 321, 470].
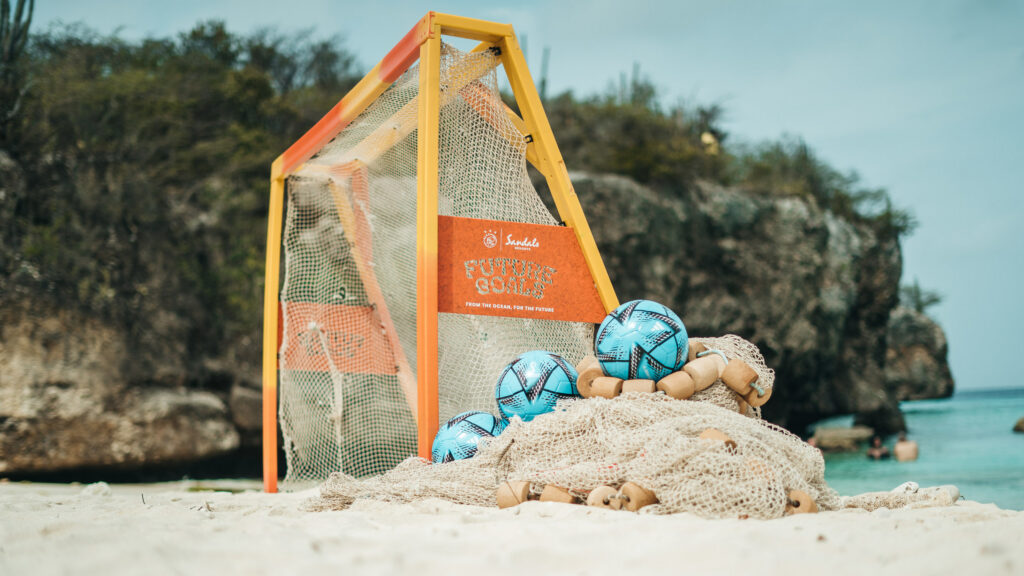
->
[495, 350, 579, 421]
[431, 411, 506, 464]
[595, 299, 688, 381]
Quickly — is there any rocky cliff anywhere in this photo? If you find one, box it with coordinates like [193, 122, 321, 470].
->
[0, 167, 954, 476]
[885, 306, 954, 400]
[0, 151, 261, 477]
[557, 172, 953, 434]
[0, 302, 243, 475]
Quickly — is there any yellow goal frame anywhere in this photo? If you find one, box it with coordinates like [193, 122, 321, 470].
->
[263, 12, 618, 492]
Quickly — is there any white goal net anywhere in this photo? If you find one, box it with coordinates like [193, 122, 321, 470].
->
[278, 44, 594, 484]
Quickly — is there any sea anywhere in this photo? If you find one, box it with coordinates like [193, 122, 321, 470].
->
[814, 387, 1024, 510]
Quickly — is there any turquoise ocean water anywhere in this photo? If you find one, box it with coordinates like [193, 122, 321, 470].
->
[815, 388, 1024, 510]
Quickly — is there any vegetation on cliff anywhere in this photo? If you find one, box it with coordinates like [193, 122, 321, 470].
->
[542, 76, 916, 242]
[2, 16, 362, 374]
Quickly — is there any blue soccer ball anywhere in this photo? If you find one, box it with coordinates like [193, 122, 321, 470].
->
[495, 350, 579, 421]
[432, 411, 506, 463]
[595, 299, 688, 381]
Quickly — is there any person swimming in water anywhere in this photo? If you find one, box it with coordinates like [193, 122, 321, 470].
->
[894, 431, 919, 462]
[867, 436, 890, 460]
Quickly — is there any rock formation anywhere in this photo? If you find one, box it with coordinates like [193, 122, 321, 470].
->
[0, 167, 955, 476]
[1, 150, 259, 477]
[558, 172, 951, 435]
[0, 302, 241, 475]
[885, 306, 955, 400]
[811, 426, 875, 452]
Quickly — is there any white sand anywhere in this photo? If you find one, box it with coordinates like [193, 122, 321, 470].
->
[1, 481, 1022, 576]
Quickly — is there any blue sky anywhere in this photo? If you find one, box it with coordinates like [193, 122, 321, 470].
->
[34, 1, 1024, 390]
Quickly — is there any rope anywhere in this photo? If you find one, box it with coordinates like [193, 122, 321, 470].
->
[697, 349, 730, 365]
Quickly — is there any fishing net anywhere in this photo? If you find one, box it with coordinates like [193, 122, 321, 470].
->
[311, 395, 835, 520]
[310, 334, 848, 520]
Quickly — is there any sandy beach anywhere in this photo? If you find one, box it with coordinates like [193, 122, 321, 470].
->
[1, 481, 1021, 576]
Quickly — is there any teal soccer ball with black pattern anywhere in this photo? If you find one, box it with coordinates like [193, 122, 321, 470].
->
[431, 411, 506, 463]
[595, 299, 688, 381]
[495, 350, 580, 422]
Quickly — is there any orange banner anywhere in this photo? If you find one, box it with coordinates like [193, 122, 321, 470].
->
[279, 301, 398, 374]
[438, 216, 605, 323]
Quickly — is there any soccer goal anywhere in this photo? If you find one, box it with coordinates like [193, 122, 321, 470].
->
[262, 12, 619, 492]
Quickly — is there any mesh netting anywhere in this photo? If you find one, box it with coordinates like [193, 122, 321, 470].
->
[278, 44, 593, 484]
[308, 333, 958, 519]
[310, 392, 840, 519]
[309, 334, 825, 519]
[689, 334, 775, 418]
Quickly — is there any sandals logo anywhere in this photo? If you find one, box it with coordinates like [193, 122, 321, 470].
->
[482, 229, 498, 249]
[505, 234, 540, 251]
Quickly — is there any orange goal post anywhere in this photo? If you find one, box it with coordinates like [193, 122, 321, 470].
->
[262, 12, 618, 492]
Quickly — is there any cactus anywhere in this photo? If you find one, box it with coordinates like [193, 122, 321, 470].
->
[1, 0, 34, 65]
[1, 0, 33, 138]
